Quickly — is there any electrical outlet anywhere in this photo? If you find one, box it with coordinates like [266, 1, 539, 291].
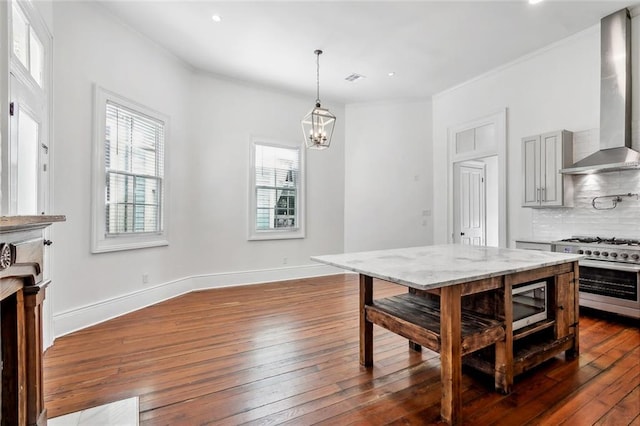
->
[283, 257, 288, 265]
[142, 273, 149, 284]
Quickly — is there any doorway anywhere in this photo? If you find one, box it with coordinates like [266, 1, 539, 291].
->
[453, 157, 499, 246]
[447, 110, 506, 247]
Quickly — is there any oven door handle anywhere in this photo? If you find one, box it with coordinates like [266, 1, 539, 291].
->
[579, 259, 640, 272]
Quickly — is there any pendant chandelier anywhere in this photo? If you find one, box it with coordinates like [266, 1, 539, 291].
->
[301, 49, 336, 150]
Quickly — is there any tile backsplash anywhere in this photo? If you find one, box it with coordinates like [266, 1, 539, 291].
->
[531, 128, 640, 240]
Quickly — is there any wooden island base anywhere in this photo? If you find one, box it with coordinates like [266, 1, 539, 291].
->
[358, 261, 579, 425]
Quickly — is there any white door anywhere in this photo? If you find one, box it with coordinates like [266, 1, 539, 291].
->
[454, 162, 485, 245]
[10, 75, 48, 216]
[9, 1, 54, 348]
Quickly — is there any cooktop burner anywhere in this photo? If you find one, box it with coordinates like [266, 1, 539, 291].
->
[560, 236, 640, 246]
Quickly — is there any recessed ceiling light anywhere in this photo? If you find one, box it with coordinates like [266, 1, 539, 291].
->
[211, 14, 222, 22]
[528, 0, 544, 4]
[388, 72, 396, 77]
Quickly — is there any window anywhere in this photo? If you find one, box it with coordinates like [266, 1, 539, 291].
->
[249, 139, 305, 240]
[92, 87, 169, 253]
[11, 2, 45, 87]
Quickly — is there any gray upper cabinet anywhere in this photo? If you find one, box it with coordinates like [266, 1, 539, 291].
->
[522, 130, 573, 207]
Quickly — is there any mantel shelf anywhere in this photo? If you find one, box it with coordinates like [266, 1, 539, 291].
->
[0, 215, 66, 232]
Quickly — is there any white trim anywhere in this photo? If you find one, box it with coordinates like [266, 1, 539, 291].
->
[447, 109, 507, 247]
[248, 136, 306, 241]
[53, 264, 345, 337]
[0, 2, 9, 215]
[91, 85, 170, 253]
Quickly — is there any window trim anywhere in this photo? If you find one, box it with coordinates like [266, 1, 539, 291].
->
[248, 137, 306, 241]
[9, 0, 48, 94]
[91, 85, 170, 253]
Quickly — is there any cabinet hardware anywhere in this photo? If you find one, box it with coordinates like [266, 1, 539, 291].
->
[43, 240, 53, 246]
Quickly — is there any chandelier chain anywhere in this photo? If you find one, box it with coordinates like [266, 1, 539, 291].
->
[315, 50, 321, 105]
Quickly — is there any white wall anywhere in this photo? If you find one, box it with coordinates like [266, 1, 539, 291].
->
[482, 155, 499, 247]
[432, 25, 605, 246]
[51, 1, 191, 324]
[51, 1, 344, 335]
[186, 72, 345, 274]
[344, 100, 433, 252]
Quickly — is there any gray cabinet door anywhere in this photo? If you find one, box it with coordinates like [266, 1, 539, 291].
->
[541, 131, 563, 206]
[522, 130, 572, 207]
[522, 135, 541, 206]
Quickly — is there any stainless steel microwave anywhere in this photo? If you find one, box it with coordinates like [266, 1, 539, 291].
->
[512, 281, 548, 330]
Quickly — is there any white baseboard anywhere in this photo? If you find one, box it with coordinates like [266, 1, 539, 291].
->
[53, 264, 345, 337]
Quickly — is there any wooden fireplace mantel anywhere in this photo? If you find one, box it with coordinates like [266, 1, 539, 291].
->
[0, 215, 66, 231]
[0, 215, 65, 426]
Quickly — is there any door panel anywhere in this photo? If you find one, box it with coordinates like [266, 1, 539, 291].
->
[542, 132, 563, 205]
[455, 162, 485, 246]
[16, 108, 39, 214]
[522, 135, 540, 206]
[10, 74, 48, 216]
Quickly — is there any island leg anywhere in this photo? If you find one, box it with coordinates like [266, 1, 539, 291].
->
[408, 288, 422, 352]
[495, 281, 513, 394]
[566, 263, 580, 359]
[440, 285, 462, 425]
[359, 274, 373, 367]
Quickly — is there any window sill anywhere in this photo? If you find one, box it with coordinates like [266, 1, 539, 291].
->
[91, 236, 169, 253]
[248, 229, 305, 241]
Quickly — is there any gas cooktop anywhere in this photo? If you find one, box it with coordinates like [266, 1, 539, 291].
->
[554, 236, 640, 264]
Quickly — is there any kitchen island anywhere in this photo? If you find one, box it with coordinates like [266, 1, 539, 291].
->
[312, 244, 581, 425]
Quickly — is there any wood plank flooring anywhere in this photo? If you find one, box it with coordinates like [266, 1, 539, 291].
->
[44, 274, 640, 425]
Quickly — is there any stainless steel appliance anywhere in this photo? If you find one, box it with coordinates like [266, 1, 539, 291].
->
[512, 281, 548, 330]
[554, 236, 640, 318]
[560, 8, 640, 175]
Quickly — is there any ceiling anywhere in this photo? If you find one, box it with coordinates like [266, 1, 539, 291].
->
[96, 1, 637, 104]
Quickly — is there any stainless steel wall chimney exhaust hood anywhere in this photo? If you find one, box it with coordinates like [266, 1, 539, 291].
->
[561, 8, 640, 174]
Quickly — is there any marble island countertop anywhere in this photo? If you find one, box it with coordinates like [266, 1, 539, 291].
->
[312, 244, 583, 291]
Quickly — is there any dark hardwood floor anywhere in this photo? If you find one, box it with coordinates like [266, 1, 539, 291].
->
[44, 274, 640, 425]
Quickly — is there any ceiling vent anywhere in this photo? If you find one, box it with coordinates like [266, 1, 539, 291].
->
[345, 73, 366, 82]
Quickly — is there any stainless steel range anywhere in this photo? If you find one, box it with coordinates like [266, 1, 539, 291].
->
[554, 236, 639, 318]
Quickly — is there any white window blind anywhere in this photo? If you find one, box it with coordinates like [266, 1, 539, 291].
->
[255, 144, 299, 230]
[105, 101, 165, 235]
[92, 87, 169, 253]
